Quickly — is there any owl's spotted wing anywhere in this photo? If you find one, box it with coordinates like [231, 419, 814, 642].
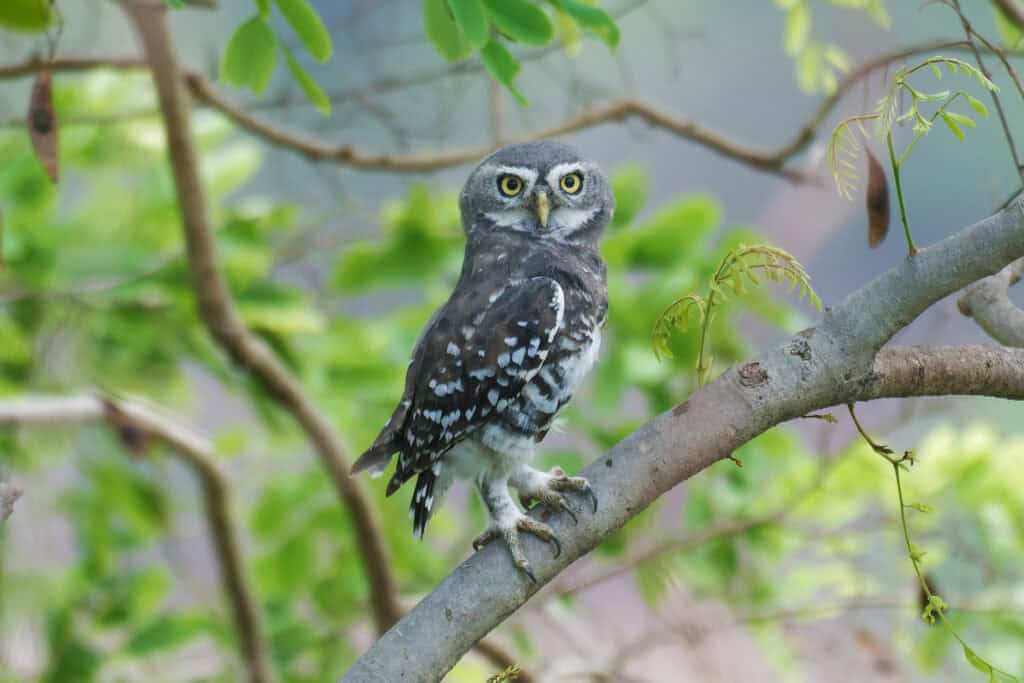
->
[352, 277, 564, 494]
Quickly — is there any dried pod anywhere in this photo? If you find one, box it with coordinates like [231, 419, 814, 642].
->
[865, 147, 889, 249]
[26, 69, 58, 183]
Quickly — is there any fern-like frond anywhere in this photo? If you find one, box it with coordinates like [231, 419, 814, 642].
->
[827, 115, 874, 199]
[651, 294, 704, 361]
[651, 244, 821, 386]
[716, 245, 823, 312]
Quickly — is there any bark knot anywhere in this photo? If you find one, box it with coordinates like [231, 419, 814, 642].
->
[738, 361, 769, 387]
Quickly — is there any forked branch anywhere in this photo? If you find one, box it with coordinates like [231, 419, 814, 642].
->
[0, 394, 272, 683]
[343, 198, 1024, 682]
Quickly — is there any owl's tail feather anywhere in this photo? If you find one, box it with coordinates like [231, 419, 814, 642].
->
[351, 437, 397, 478]
[352, 400, 411, 477]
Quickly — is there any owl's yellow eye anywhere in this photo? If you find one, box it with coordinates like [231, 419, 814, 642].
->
[559, 172, 583, 194]
[498, 174, 524, 197]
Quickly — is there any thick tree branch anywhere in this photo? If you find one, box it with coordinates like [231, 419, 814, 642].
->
[958, 257, 1024, 346]
[0, 394, 271, 683]
[114, 0, 402, 632]
[0, 482, 20, 525]
[342, 198, 1024, 682]
[2, 40, 1012, 177]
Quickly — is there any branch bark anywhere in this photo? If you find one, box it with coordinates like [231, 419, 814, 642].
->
[0, 393, 271, 683]
[342, 197, 1024, 682]
[958, 257, 1024, 346]
[114, 0, 402, 632]
[0, 40, 1005, 177]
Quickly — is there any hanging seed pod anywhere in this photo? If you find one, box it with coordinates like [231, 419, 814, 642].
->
[26, 68, 59, 183]
[865, 147, 889, 249]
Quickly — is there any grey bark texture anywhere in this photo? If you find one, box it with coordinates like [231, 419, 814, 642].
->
[342, 198, 1024, 683]
[958, 257, 1024, 347]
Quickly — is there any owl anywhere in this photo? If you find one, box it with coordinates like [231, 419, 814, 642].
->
[352, 141, 613, 581]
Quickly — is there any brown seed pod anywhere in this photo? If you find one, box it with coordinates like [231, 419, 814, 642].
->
[26, 69, 59, 183]
[865, 147, 889, 249]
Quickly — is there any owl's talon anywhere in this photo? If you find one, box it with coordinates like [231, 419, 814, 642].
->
[473, 514, 560, 580]
[472, 528, 497, 552]
[559, 498, 578, 525]
[547, 469, 598, 514]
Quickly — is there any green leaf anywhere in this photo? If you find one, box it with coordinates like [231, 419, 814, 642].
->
[221, 16, 279, 93]
[447, 0, 489, 48]
[945, 111, 975, 128]
[994, 4, 1024, 49]
[610, 164, 649, 229]
[253, 0, 270, 15]
[784, 3, 810, 57]
[0, 0, 54, 32]
[962, 643, 994, 676]
[939, 110, 964, 141]
[823, 44, 850, 72]
[126, 615, 209, 655]
[905, 502, 933, 514]
[552, 0, 620, 48]
[424, 0, 472, 61]
[481, 39, 528, 105]
[554, 8, 582, 55]
[283, 46, 332, 114]
[275, 0, 332, 62]
[966, 94, 989, 117]
[483, 0, 554, 45]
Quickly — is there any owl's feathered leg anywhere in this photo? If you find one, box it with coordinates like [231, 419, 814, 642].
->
[473, 474, 561, 583]
[511, 465, 598, 517]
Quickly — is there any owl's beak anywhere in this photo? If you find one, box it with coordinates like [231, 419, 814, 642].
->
[533, 189, 550, 229]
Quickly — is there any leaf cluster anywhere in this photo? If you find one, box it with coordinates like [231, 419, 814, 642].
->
[651, 244, 821, 385]
[775, 0, 890, 94]
[423, 0, 619, 104]
[828, 56, 998, 199]
[220, 0, 333, 113]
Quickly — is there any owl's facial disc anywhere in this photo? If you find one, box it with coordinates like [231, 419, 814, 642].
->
[533, 188, 550, 228]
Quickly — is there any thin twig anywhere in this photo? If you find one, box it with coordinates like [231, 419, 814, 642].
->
[0, 41, 1013, 178]
[114, 0, 401, 633]
[343, 194, 1024, 681]
[949, 0, 1024, 185]
[0, 393, 272, 683]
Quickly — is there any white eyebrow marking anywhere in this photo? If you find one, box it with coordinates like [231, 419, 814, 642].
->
[546, 162, 585, 190]
[489, 165, 538, 187]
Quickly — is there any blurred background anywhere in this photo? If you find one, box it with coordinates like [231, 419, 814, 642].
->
[1, 1, 1023, 681]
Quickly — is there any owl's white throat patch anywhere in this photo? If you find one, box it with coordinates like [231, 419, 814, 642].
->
[550, 206, 598, 233]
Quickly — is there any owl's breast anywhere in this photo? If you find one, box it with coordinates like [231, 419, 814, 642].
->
[487, 299, 603, 448]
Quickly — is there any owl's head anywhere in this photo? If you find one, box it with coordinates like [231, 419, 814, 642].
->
[459, 141, 614, 243]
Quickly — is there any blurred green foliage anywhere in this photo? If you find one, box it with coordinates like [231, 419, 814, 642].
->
[0, 63, 1021, 683]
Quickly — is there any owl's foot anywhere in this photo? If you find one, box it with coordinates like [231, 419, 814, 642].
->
[473, 514, 561, 583]
[513, 465, 598, 519]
